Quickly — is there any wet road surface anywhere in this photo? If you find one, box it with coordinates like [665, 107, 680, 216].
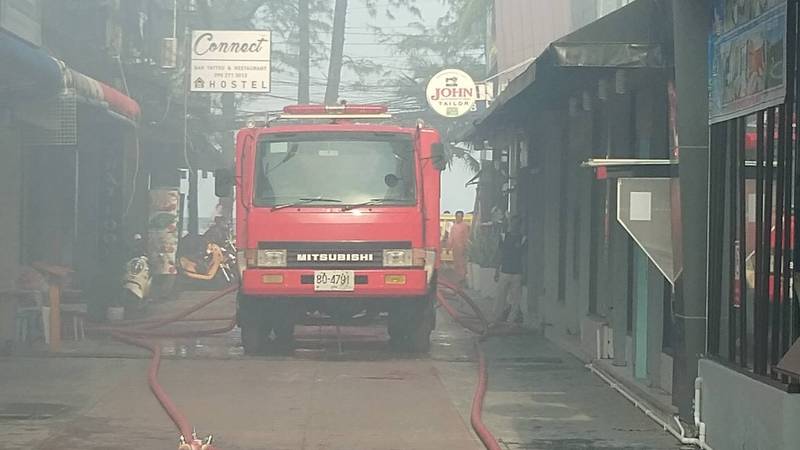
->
[0, 292, 679, 449]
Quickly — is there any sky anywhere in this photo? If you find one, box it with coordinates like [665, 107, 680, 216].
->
[192, 0, 477, 222]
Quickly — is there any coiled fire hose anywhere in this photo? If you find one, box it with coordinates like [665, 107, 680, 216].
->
[87, 285, 238, 450]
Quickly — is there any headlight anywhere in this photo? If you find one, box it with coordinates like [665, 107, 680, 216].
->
[257, 249, 287, 267]
[383, 249, 413, 267]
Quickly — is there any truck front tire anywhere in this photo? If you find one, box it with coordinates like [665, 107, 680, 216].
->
[239, 295, 296, 356]
[238, 294, 266, 355]
[266, 301, 295, 355]
[389, 296, 435, 353]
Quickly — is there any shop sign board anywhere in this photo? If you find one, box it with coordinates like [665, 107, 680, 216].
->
[426, 69, 477, 118]
[190, 30, 271, 93]
[709, 0, 787, 124]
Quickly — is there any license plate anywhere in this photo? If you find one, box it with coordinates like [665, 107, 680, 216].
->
[313, 270, 355, 291]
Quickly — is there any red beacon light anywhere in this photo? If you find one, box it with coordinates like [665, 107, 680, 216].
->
[281, 104, 391, 119]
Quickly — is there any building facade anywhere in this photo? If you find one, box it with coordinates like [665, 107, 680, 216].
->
[468, 1, 800, 448]
[0, 0, 226, 316]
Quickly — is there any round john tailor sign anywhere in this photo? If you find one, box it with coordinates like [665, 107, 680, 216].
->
[426, 69, 477, 118]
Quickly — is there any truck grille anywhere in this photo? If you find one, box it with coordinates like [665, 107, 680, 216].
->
[258, 241, 411, 269]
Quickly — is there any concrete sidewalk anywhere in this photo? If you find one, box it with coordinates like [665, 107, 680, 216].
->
[432, 287, 680, 449]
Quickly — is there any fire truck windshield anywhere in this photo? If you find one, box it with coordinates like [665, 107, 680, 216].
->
[254, 133, 417, 208]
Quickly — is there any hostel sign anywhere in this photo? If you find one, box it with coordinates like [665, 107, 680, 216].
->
[426, 69, 477, 118]
[190, 30, 271, 93]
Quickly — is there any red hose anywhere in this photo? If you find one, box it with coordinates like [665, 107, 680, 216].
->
[111, 330, 221, 450]
[435, 277, 507, 450]
[436, 288, 486, 334]
[437, 278, 490, 333]
[94, 287, 236, 450]
[111, 332, 194, 441]
[88, 286, 237, 332]
[470, 343, 503, 450]
[113, 317, 235, 339]
[97, 278, 503, 450]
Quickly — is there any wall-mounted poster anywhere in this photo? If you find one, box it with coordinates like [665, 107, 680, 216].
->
[709, 0, 786, 124]
[148, 189, 180, 275]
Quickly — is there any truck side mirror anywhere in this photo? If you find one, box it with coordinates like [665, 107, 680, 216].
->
[214, 168, 234, 197]
[431, 143, 447, 171]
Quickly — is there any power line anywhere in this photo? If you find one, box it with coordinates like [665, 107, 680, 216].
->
[345, 25, 424, 29]
[311, 30, 427, 36]
[274, 40, 417, 47]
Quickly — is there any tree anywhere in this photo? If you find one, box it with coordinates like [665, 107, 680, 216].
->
[244, 0, 424, 107]
[324, 0, 423, 105]
[325, 0, 348, 104]
[298, 0, 311, 103]
[372, 0, 490, 172]
[252, 0, 332, 91]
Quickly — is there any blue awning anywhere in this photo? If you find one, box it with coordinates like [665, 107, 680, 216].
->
[0, 31, 62, 98]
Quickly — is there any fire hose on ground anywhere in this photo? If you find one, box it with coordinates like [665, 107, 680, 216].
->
[436, 276, 530, 450]
[86, 285, 238, 450]
[86, 278, 518, 450]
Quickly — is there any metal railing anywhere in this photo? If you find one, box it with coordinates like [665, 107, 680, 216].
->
[707, 0, 800, 379]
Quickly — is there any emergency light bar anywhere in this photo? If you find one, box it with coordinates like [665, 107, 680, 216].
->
[280, 104, 392, 120]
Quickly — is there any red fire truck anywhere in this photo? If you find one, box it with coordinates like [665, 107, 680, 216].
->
[215, 104, 445, 354]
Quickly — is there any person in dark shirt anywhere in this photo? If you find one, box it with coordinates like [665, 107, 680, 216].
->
[492, 215, 527, 326]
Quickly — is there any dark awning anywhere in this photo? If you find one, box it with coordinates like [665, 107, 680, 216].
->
[0, 32, 62, 98]
[467, 0, 673, 139]
[549, 42, 666, 68]
[1, 32, 141, 124]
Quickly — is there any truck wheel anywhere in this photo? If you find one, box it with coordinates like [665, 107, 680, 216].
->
[241, 321, 266, 355]
[265, 301, 295, 355]
[408, 297, 435, 353]
[238, 294, 266, 355]
[389, 297, 434, 353]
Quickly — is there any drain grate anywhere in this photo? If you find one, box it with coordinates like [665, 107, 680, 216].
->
[0, 402, 70, 421]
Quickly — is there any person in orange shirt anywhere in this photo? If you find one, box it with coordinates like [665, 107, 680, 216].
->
[447, 211, 470, 286]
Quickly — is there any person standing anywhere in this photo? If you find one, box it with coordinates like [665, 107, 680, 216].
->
[492, 216, 527, 326]
[447, 210, 470, 285]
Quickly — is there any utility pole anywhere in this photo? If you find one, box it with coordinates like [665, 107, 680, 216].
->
[298, 0, 311, 103]
[670, 0, 711, 421]
[220, 91, 236, 221]
[325, 0, 347, 105]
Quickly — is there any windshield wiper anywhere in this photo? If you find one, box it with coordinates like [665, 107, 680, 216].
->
[271, 197, 342, 211]
[342, 198, 409, 211]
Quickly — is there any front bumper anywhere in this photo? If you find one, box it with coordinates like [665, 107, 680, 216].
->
[241, 268, 429, 297]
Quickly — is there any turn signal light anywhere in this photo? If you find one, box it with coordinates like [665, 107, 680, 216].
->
[384, 274, 407, 285]
[262, 274, 284, 284]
